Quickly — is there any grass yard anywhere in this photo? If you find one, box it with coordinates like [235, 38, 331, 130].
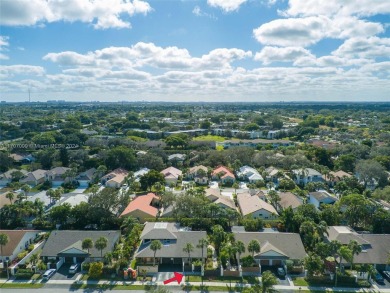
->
[292, 276, 309, 286]
[193, 135, 226, 142]
[187, 275, 258, 284]
[0, 283, 44, 289]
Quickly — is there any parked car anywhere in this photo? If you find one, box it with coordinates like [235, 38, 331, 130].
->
[69, 264, 79, 274]
[382, 271, 390, 282]
[277, 267, 286, 277]
[374, 269, 385, 284]
[42, 269, 56, 280]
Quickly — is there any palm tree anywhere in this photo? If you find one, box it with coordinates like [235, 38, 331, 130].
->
[150, 240, 162, 266]
[95, 237, 108, 258]
[21, 184, 30, 200]
[235, 240, 245, 265]
[315, 220, 329, 239]
[196, 238, 209, 265]
[5, 192, 14, 204]
[0, 233, 9, 261]
[30, 253, 39, 272]
[260, 270, 278, 293]
[46, 189, 55, 203]
[183, 243, 194, 264]
[348, 240, 362, 269]
[268, 190, 280, 208]
[82, 238, 94, 254]
[338, 246, 353, 272]
[232, 182, 239, 195]
[248, 240, 260, 257]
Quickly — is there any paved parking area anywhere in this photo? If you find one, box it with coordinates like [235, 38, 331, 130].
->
[375, 278, 390, 289]
[50, 263, 81, 281]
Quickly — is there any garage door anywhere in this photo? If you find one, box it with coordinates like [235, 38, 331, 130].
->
[273, 260, 282, 266]
[260, 260, 270, 266]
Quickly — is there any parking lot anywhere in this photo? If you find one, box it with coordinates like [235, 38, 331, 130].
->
[50, 263, 81, 281]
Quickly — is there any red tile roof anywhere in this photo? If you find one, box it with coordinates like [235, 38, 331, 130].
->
[120, 193, 159, 218]
[212, 166, 235, 179]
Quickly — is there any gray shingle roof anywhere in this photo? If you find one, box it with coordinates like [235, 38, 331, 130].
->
[41, 230, 120, 258]
[352, 234, 390, 265]
[326, 226, 370, 245]
[233, 231, 307, 260]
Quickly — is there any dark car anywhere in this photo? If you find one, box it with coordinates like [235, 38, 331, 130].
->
[374, 270, 385, 284]
[382, 271, 390, 282]
[277, 267, 286, 278]
[42, 269, 56, 280]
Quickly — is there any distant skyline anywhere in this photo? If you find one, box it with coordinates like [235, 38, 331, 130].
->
[0, 0, 389, 102]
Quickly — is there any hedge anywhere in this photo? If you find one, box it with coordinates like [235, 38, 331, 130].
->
[15, 269, 34, 280]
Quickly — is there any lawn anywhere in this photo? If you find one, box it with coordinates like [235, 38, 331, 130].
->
[187, 275, 258, 284]
[292, 277, 308, 286]
[0, 283, 44, 289]
[70, 283, 151, 290]
[193, 135, 226, 142]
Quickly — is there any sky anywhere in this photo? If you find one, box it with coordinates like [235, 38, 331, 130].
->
[0, 0, 389, 102]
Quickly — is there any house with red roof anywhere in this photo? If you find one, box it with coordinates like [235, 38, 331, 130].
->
[211, 166, 235, 185]
[120, 193, 160, 223]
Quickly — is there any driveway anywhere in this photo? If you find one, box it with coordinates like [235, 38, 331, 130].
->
[72, 187, 87, 193]
[50, 263, 81, 281]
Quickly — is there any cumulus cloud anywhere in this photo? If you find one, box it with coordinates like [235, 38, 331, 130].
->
[0, 65, 45, 77]
[253, 16, 383, 47]
[207, 0, 248, 12]
[43, 42, 252, 70]
[283, 0, 390, 17]
[0, 0, 152, 29]
[192, 5, 217, 20]
[254, 46, 314, 64]
[333, 37, 390, 59]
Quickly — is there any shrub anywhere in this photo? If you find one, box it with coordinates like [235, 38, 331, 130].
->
[102, 265, 116, 276]
[89, 262, 103, 279]
[15, 269, 34, 280]
[28, 244, 35, 252]
[82, 262, 91, 272]
[241, 255, 256, 267]
[37, 262, 46, 271]
[17, 251, 28, 260]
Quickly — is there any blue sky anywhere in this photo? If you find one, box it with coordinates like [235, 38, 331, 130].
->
[0, 0, 389, 102]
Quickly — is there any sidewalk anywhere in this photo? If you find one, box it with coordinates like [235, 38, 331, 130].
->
[1, 277, 389, 292]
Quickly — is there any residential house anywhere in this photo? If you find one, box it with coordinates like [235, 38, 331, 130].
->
[41, 230, 120, 266]
[101, 168, 128, 188]
[160, 167, 182, 185]
[134, 222, 207, 266]
[323, 170, 352, 187]
[76, 168, 96, 187]
[325, 226, 390, 270]
[120, 193, 160, 223]
[212, 166, 235, 185]
[50, 193, 89, 210]
[0, 230, 42, 262]
[205, 188, 236, 210]
[237, 192, 278, 220]
[167, 154, 186, 166]
[9, 153, 35, 165]
[277, 192, 303, 212]
[292, 168, 323, 186]
[237, 166, 263, 183]
[233, 228, 306, 267]
[309, 190, 338, 209]
[45, 167, 71, 187]
[265, 167, 282, 186]
[134, 168, 150, 181]
[187, 165, 208, 185]
[20, 169, 47, 186]
[0, 169, 28, 186]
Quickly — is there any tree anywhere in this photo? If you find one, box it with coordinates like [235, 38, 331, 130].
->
[210, 225, 227, 256]
[165, 133, 191, 149]
[49, 203, 72, 226]
[235, 240, 246, 265]
[0, 233, 9, 260]
[348, 240, 362, 269]
[150, 240, 162, 266]
[5, 192, 14, 204]
[183, 243, 194, 264]
[268, 190, 280, 208]
[260, 270, 278, 293]
[89, 262, 103, 279]
[196, 238, 209, 265]
[232, 182, 239, 194]
[21, 184, 30, 200]
[140, 170, 165, 191]
[338, 246, 353, 269]
[355, 159, 388, 188]
[339, 194, 372, 228]
[59, 148, 69, 167]
[299, 220, 317, 251]
[304, 253, 323, 277]
[105, 146, 137, 171]
[82, 238, 94, 254]
[248, 239, 260, 257]
[95, 237, 108, 258]
[46, 189, 55, 204]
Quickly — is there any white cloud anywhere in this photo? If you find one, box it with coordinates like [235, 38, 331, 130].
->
[253, 16, 383, 47]
[207, 0, 248, 12]
[0, 36, 10, 60]
[0, 0, 152, 29]
[192, 5, 217, 20]
[43, 42, 252, 70]
[0, 65, 45, 77]
[254, 46, 314, 64]
[283, 0, 390, 17]
[253, 16, 334, 47]
[333, 37, 390, 59]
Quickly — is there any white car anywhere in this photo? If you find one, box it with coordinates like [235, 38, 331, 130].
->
[69, 264, 79, 274]
[42, 269, 56, 280]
